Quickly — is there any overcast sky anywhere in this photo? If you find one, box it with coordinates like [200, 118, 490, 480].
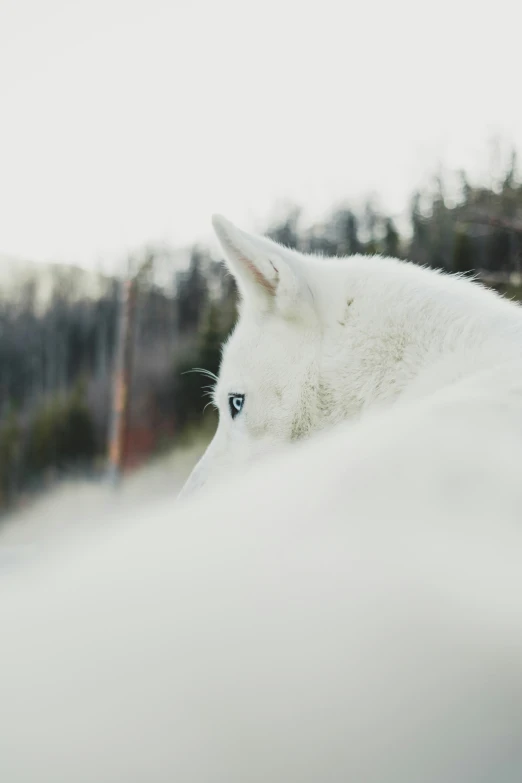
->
[1, 0, 520, 271]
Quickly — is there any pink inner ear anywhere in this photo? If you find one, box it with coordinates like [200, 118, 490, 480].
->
[216, 220, 279, 297]
[239, 253, 277, 296]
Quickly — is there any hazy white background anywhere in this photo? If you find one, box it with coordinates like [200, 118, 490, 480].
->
[1, 0, 520, 271]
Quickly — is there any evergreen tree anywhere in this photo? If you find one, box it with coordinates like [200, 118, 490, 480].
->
[0, 409, 21, 507]
[176, 247, 209, 333]
[383, 218, 400, 258]
[267, 207, 301, 249]
[333, 209, 361, 256]
[452, 230, 475, 276]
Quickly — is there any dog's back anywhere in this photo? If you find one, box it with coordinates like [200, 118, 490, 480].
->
[1, 371, 522, 782]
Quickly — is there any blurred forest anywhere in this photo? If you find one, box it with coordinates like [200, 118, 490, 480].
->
[1, 151, 522, 512]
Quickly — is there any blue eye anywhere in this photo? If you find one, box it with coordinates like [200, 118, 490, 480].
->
[228, 394, 245, 419]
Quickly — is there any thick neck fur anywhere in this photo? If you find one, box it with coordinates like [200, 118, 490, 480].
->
[301, 254, 522, 425]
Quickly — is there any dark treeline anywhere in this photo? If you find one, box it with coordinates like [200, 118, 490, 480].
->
[1, 153, 522, 510]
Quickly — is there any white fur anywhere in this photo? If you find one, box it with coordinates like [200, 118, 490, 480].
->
[181, 214, 522, 497]
[0, 390, 522, 781]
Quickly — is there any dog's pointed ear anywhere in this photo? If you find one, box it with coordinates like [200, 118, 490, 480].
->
[212, 214, 312, 317]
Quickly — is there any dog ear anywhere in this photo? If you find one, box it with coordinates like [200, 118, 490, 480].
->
[212, 215, 313, 318]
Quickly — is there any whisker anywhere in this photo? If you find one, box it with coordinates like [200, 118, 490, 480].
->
[180, 367, 219, 411]
[181, 367, 219, 382]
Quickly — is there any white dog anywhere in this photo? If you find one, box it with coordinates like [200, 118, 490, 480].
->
[1, 216, 522, 781]
[182, 214, 522, 496]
